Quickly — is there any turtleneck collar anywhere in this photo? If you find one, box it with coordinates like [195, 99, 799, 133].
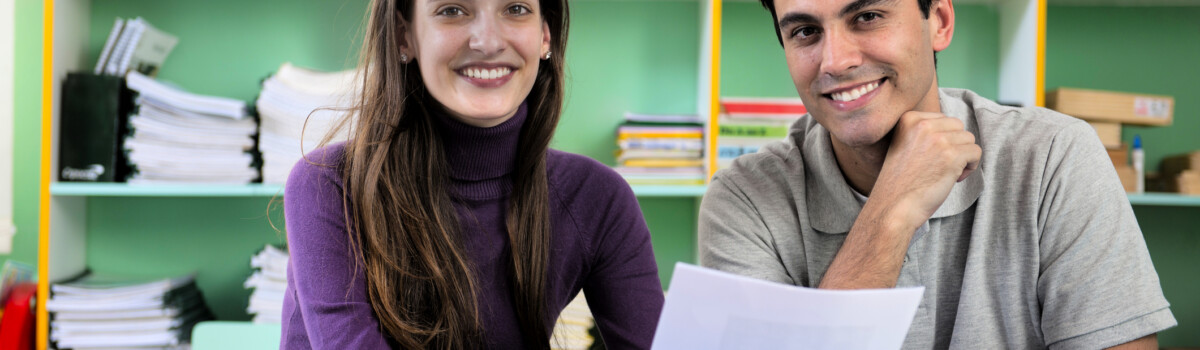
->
[434, 103, 528, 199]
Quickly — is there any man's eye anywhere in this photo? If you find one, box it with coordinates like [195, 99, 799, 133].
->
[506, 4, 531, 15]
[856, 12, 882, 23]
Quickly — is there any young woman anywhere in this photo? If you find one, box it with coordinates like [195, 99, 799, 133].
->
[280, 0, 665, 348]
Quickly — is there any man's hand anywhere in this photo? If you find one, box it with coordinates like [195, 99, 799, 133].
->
[873, 111, 982, 229]
[818, 111, 981, 290]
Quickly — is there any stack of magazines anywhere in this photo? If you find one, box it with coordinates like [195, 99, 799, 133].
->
[124, 71, 258, 184]
[46, 273, 214, 350]
[716, 97, 806, 171]
[255, 63, 358, 184]
[614, 113, 706, 186]
[244, 245, 289, 323]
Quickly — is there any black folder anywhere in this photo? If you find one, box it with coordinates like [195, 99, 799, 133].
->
[58, 73, 131, 182]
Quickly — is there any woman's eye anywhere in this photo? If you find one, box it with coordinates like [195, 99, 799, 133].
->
[792, 26, 819, 40]
[437, 7, 465, 16]
[506, 4, 531, 15]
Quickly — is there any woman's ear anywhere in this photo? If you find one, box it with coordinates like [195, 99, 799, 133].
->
[541, 20, 552, 59]
[397, 11, 416, 61]
[930, 0, 955, 53]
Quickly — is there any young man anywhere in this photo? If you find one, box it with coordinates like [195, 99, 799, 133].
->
[697, 0, 1175, 348]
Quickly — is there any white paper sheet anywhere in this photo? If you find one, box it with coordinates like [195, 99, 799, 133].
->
[652, 263, 925, 350]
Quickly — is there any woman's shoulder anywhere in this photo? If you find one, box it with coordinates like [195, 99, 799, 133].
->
[545, 149, 634, 204]
[547, 149, 628, 190]
[285, 142, 350, 197]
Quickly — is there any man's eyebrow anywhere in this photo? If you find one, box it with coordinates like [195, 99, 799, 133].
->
[777, 12, 818, 31]
[777, 0, 898, 30]
[840, 0, 896, 17]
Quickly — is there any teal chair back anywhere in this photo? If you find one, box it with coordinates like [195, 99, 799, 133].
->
[191, 321, 282, 350]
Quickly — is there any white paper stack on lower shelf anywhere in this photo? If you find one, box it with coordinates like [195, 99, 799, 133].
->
[244, 245, 289, 323]
[46, 273, 214, 350]
[124, 71, 257, 184]
[552, 293, 595, 350]
[256, 63, 358, 184]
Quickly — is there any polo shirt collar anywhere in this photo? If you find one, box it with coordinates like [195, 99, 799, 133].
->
[802, 89, 985, 234]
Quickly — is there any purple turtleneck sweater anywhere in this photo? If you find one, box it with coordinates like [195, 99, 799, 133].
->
[281, 104, 665, 349]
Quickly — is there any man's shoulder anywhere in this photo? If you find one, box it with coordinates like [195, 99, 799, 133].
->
[712, 121, 812, 199]
[944, 88, 1093, 151]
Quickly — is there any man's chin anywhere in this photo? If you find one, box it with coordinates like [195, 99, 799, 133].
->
[829, 126, 893, 150]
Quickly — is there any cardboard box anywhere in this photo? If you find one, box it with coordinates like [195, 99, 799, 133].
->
[1161, 151, 1200, 179]
[1046, 88, 1174, 126]
[1174, 171, 1200, 195]
[1086, 121, 1122, 149]
[1106, 146, 1128, 168]
[1115, 164, 1138, 193]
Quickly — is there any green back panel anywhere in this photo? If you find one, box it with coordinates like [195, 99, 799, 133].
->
[2, 0, 45, 268]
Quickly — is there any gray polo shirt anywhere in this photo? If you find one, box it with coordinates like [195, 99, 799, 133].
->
[699, 88, 1175, 349]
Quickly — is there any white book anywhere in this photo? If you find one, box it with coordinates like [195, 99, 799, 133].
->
[54, 329, 180, 348]
[94, 18, 126, 75]
[137, 97, 256, 130]
[53, 307, 180, 321]
[126, 71, 248, 119]
[106, 18, 143, 75]
[52, 274, 193, 298]
[624, 112, 703, 124]
[121, 20, 178, 76]
[52, 316, 178, 333]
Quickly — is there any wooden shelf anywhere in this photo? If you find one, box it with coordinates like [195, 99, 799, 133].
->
[51, 182, 708, 198]
[51, 183, 285, 197]
[1127, 193, 1200, 207]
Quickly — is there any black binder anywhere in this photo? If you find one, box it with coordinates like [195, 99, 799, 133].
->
[58, 73, 131, 182]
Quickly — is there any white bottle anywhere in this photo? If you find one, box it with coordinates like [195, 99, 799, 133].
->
[1132, 135, 1144, 194]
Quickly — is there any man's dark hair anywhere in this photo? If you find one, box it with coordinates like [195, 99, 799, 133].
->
[760, 0, 936, 46]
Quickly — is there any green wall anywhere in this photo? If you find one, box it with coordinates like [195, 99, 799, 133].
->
[719, 2, 999, 100]
[78, 0, 703, 320]
[0, 0, 44, 270]
[1046, 6, 1200, 346]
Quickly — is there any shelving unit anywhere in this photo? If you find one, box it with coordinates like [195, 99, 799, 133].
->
[30, 0, 1200, 348]
[36, 0, 720, 348]
[53, 181, 1198, 205]
[49, 182, 708, 198]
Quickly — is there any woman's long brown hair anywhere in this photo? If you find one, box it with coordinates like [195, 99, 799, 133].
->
[320, 0, 569, 348]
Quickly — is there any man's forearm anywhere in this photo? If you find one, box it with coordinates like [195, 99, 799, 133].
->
[818, 200, 919, 289]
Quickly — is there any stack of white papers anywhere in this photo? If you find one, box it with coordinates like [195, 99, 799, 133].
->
[124, 72, 257, 184]
[255, 63, 358, 184]
[46, 273, 213, 350]
[652, 263, 924, 350]
[244, 245, 288, 323]
[551, 293, 595, 350]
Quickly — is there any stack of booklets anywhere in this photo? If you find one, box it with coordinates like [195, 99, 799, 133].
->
[243, 245, 289, 323]
[256, 63, 358, 184]
[123, 71, 257, 184]
[551, 293, 595, 350]
[45, 273, 214, 350]
[716, 97, 807, 171]
[94, 17, 178, 77]
[614, 113, 706, 186]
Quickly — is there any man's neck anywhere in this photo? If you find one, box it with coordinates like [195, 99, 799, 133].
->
[832, 136, 889, 196]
